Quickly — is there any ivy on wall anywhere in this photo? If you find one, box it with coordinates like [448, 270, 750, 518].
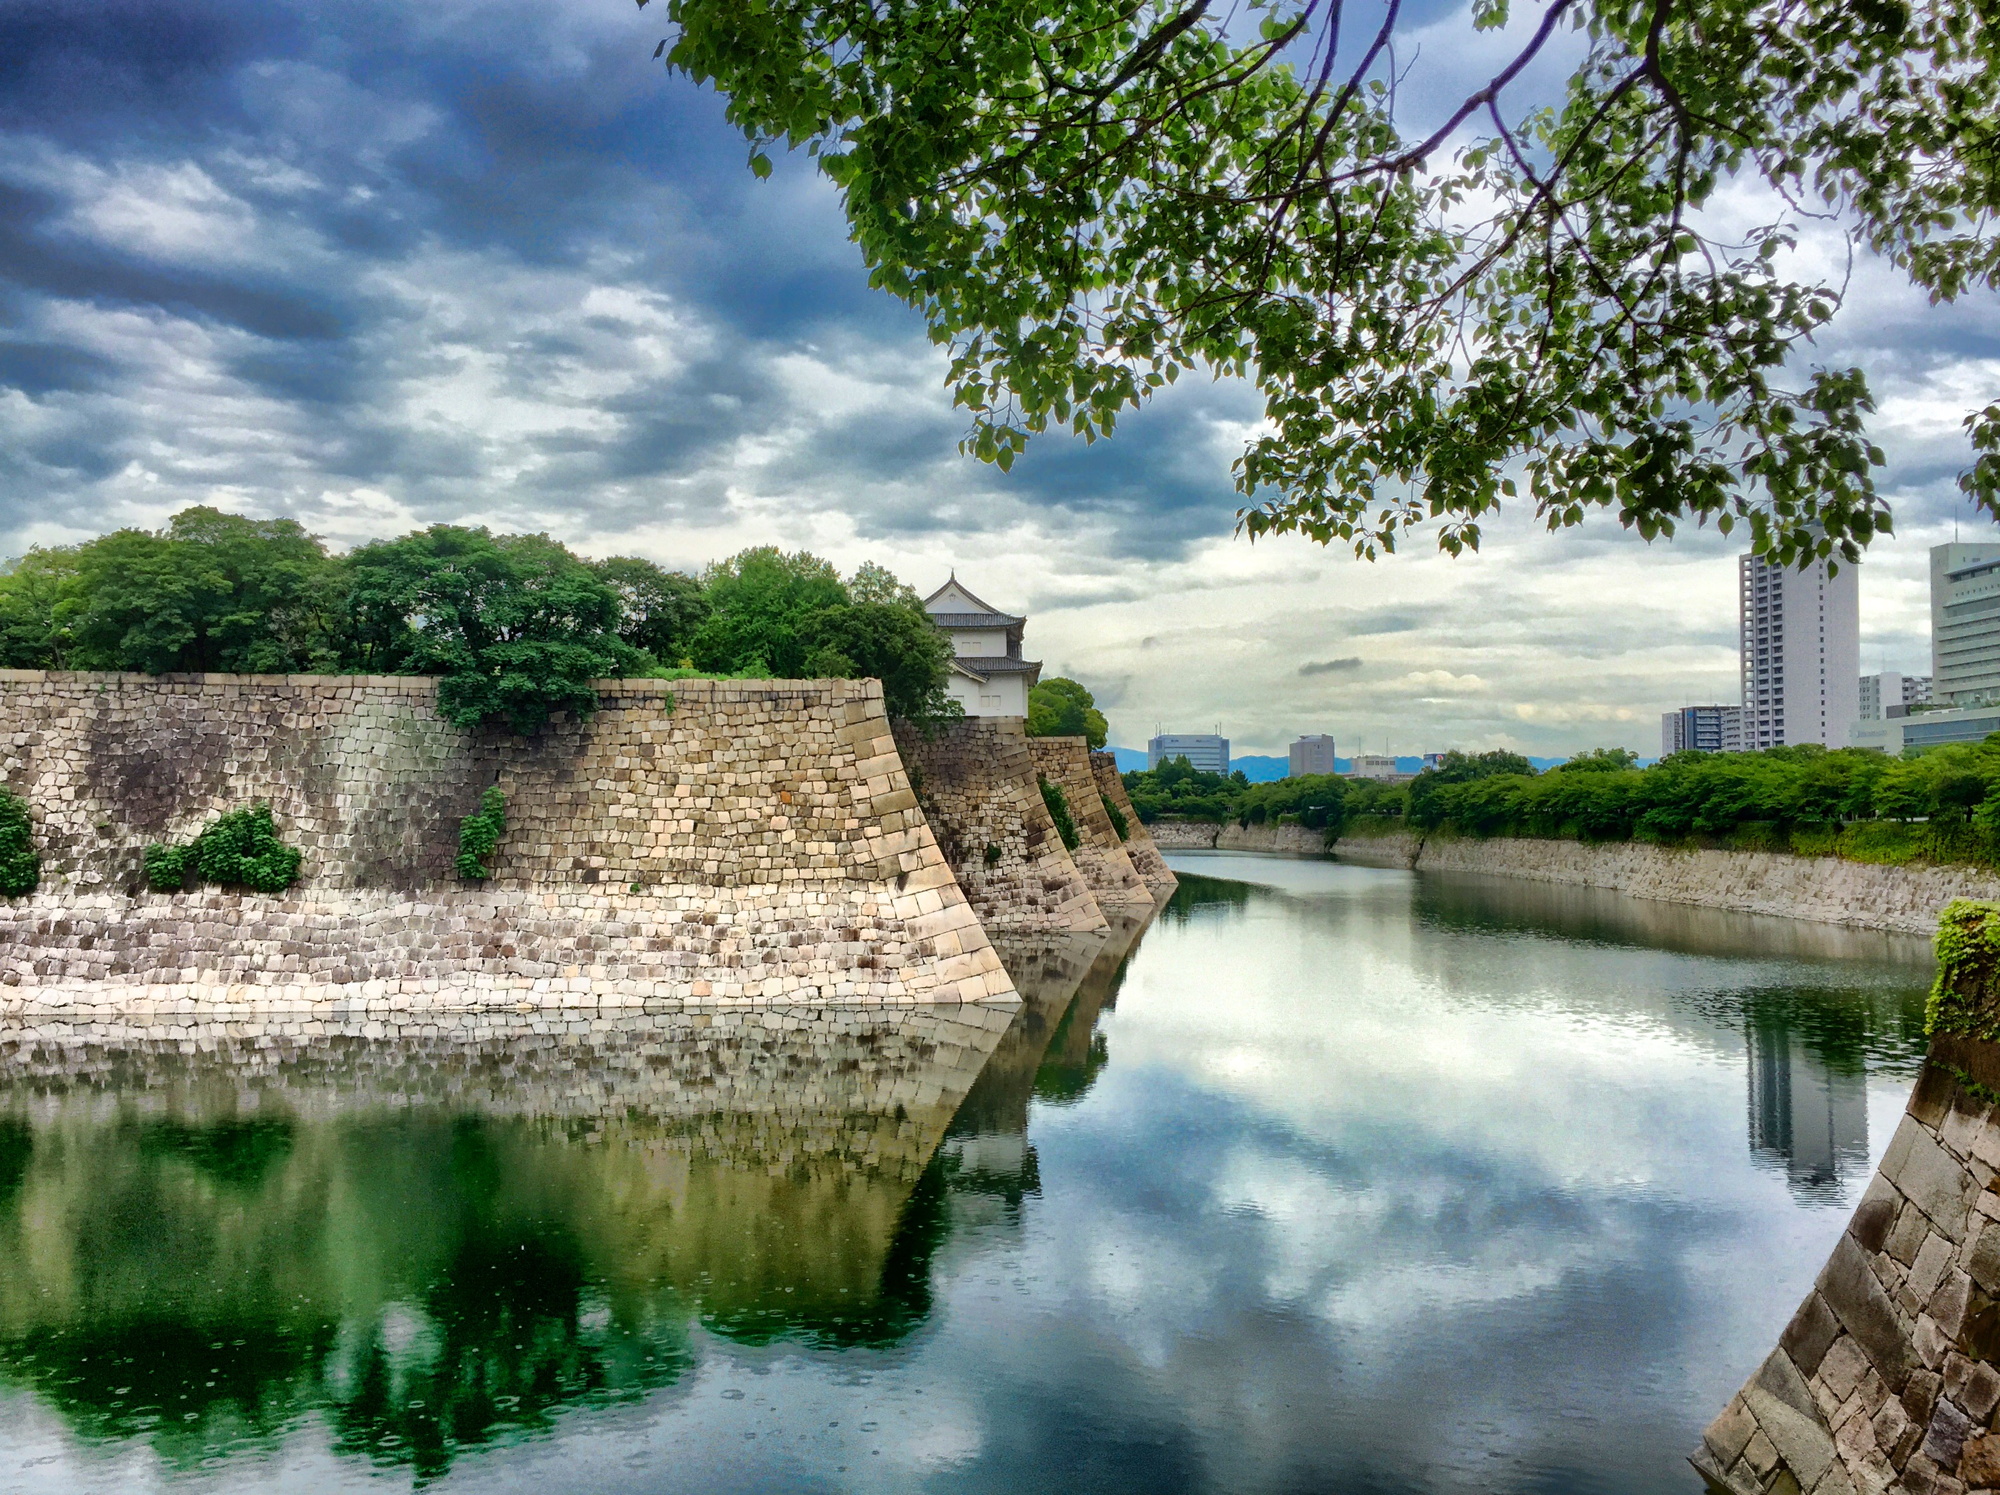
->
[1932, 900, 2000, 1041]
[1039, 776, 1078, 853]
[1100, 794, 1130, 842]
[145, 805, 303, 894]
[456, 788, 507, 880]
[0, 789, 38, 896]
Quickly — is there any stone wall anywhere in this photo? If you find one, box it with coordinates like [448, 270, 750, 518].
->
[0, 671, 1017, 1011]
[892, 718, 1106, 934]
[1319, 828, 2000, 935]
[1026, 737, 1156, 911]
[1090, 752, 1178, 898]
[1145, 820, 1330, 855]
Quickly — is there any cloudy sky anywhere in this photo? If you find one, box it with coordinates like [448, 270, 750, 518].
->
[0, 0, 1993, 758]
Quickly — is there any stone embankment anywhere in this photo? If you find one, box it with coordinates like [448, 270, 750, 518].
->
[1331, 829, 2000, 936]
[1090, 752, 1178, 900]
[1695, 902, 2000, 1495]
[0, 671, 1016, 1013]
[892, 718, 1106, 934]
[1148, 820, 1331, 855]
[1027, 737, 1155, 912]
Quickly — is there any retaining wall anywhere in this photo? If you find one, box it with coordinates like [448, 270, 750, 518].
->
[1026, 737, 1156, 911]
[1090, 752, 1178, 899]
[1148, 820, 1331, 855]
[1326, 829, 2000, 936]
[0, 671, 1016, 1012]
[892, 718, 1105, 934]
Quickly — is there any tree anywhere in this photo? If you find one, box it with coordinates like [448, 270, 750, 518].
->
[64, 507, 341, 674]
[1555, 748, 1641, 772]
[655, 0, 2000, 567]
[1026, 676, 1109, 747]
[343, 526, 649, 733]
[689, 547, 851, 677]
[595, 556, 709, 665]
[0, 547, 82, 669]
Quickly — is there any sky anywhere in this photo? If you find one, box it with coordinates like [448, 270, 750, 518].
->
[0, 0, 1994, 758]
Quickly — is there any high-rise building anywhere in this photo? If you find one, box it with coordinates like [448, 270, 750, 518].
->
[1738, 553, 1860, 749]
[1930, 543, 2000, 705]
[1289, 735, 1338, 776]
[1149, 733, 1229, 775]
[1857, 671, 1932, 721]
[1662, 705, 1744, 756]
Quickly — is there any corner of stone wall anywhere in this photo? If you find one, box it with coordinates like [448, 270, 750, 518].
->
[1090, 750, 1177, 900]
[1026, 736, 1154, 911]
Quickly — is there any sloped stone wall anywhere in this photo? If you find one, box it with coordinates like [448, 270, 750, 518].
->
[1091, 751, 1178, 898]
[0, 671, 1016, 1012]
[892, 718, 1106, 934]
[1026, 737, 1156, 910]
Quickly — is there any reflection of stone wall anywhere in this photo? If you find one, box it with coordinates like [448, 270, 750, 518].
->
[1090, 752, 1178, 898]
[893, 718, 1105, 934]
[1694, 1045, 2000, 1494]
[0, 672, 1015, 1011]
[1027, 737, 1154, 911]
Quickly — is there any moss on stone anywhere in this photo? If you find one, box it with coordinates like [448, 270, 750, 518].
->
[1929, 900, 2000, 1039]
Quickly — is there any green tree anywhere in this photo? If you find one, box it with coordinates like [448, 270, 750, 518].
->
[1026, 677, 1109, 748]
[343, 527, 649, 733]
[654, 0, 2000, 565]
[690, 548, 850, 677]
[595, 556, 709, 665]
[0, 548, 83, 669]
[1555, 748, 1640, 773]
[63, 508, 341, 674]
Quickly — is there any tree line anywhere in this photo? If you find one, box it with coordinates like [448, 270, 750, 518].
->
[0, 507, 957, 732]
[1126, 740, 2000, 870]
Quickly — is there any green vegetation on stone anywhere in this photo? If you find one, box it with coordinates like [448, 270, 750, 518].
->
[1101, 793, 1129, 841]
[1930, 901, 2000, 1040]
[144, 805, 303, 895]
[1039, 776, 1079, 852]
[0, 789, 38, 896]
[0, 508, 958, 734]
[1026, 678, 1107, 749]
[455, 788, 508, 882]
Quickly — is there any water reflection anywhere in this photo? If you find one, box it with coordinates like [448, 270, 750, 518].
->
[0, 1006, 1010, 1480]
[0, 859, 1942, 1494]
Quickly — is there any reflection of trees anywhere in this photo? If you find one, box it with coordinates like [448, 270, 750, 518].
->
[1162, 873, 1253, 926]
[1034, 914, 1145, 1107]
[0, 1008, 1007, 1479]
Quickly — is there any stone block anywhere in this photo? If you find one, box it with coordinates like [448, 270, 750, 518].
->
[1819, 1234, 1916, 1390]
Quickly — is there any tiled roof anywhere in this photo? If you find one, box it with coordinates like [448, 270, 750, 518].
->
[930, 611, 1024, 629]
[954, 655, 1041, 675]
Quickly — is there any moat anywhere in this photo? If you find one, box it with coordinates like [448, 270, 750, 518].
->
[0, 852, 1938, 1493]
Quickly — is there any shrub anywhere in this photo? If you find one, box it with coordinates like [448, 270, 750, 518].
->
[0, 789, 38, 896]
[146, 805, 302, 894]
[984, 842, 1002, 864]
[1039, 776, 1079, 851]
[456, 788, 507, 880]
[1101, 793, 1129, 841]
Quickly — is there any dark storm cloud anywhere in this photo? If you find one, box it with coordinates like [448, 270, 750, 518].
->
[1298, 657, 1363, 676]
[0, 0, 1248, 559]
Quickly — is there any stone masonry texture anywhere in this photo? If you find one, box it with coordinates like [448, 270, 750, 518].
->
[892, 717, 1107, 934]
[0, 671, 1018, 1013]
[1090, 751, 1178, 899]
[1693, 1037, 2000, 1495]
[1026, 736, 1156, 912]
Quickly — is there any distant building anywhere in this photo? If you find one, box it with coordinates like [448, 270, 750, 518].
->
[1149, 733, 1229, 775]
[1739, 552, 1860, 749]
[1661, 705, 1744, 756]
[1348, 753, 1398, 781]
[924, 576, 1042, 717]
[1931, 542, 2000, 705]
[1289, 735, 1338, 776]
[1421, 752, 1447, 771]
[1853, 701, 2000, 755]
[1857, 670, 1931, 721]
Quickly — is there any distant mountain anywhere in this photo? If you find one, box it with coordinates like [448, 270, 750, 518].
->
[1232, 755, 1289, 782]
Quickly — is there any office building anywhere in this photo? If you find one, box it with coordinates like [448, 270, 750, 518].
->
[1853, 701, 2000, 754]
[1348, 753, 1398, 780]
[1739, 552, 1860, 749]
[1289, 735, 1338, 776]
[1421, 752, 1447, 770]
[1931, 542, 2000, 705]
[924, 576, 1042, 717]
[1149, 733, 1229, 775]
[1857, 670, 1931, 721]
[1661, 704, 1744, 756]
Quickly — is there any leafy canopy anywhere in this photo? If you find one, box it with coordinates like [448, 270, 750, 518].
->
[1027, 676, 1109, 748]
[655, 0, 2000, 566]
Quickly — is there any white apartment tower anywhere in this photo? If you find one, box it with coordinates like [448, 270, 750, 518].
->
[1738, 553, 1860, 750]
[1931, 543, 2000, 705]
